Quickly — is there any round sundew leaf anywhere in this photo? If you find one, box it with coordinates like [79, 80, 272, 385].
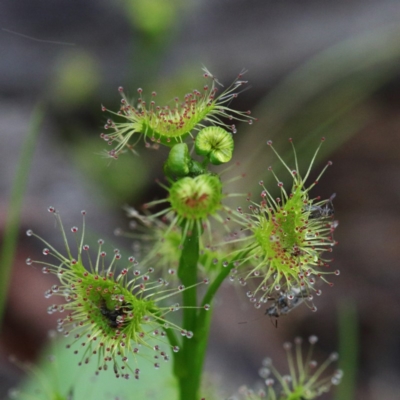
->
[231, 138, 338, 299]
[195, 126, 234, 165]
[103, 68, 255, 157]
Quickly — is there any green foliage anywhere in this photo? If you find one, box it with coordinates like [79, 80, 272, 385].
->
[16, 336, 179, 400]
[73, 136, 148, 205]
[52, 51, 100, 107]
[123, 0, 187, 38]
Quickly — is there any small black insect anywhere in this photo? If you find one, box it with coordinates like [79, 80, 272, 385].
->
[306, 193, 336, 219]
[99, 299, 130, 329]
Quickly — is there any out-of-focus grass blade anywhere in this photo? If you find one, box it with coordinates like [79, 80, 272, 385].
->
[234, 25, 400, 187]
[335, 299, 358, 400]
[0, 104, 44, 327]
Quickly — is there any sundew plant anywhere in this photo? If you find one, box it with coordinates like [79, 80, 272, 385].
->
[23, 69, 342, 400]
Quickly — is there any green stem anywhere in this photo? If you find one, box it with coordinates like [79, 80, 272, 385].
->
[171, 226, 248, 398]
[195, 252, 249, 378]
[200, 258, 238, 310]
[201, 157, 210, 169]
[0, 104, 44, 329]
[175, 222, 201, 400]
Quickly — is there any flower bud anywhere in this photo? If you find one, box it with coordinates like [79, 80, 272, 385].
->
[164, 143, 191, 177]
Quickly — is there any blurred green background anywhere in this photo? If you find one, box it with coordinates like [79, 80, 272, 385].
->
[1, 1, 400, 399]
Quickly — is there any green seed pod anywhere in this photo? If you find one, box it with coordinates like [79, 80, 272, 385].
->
[164, 143, 191, 177]
[195, 126, 234, 165]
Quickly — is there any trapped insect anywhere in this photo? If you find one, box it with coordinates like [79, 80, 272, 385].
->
[99, 299, 131, 329]
[306, 193, 336, 219]
[265, 287, 313, 327]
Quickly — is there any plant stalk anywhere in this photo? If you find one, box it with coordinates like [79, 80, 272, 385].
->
[175, 222, 202, 400]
